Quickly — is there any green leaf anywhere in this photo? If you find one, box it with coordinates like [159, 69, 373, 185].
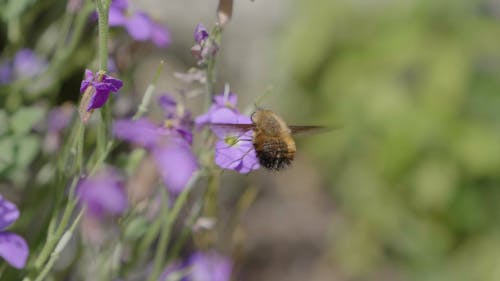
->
[15, 134, 40, 168]
[0, 110, 8, 136]
[10, 106, 45, 135]
[1, 0, 36, 21]
[124, 217, 150, 241]
[0, 137, 15, 172]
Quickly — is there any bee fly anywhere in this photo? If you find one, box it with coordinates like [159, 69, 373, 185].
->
[211, 109, 327, 171]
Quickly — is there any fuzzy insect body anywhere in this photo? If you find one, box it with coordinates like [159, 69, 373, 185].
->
[210, 109, 326, 171]
[251, 110, 296, 170]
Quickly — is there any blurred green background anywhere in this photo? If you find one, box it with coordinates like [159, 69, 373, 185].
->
[272, 0, 500, 280]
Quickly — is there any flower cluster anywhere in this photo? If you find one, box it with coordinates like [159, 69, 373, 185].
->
[79, 69, 123, 123]
[109, 0, 170, 48]
[114, 94, 198, 194]
[191, 23, 219, 65]
[0, 195, 28, 269]
[196, 91, 260, 174]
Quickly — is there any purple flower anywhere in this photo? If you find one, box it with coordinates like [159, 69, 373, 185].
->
[80, 69, 123, 111]
[114, 95, 198, 194]
[47, 104, 74, 133]
[211, 109, 259, 174]
[158, 94, 194, 144]
[0, 195, 29, 269]
[13, 49, 47, 79]
[0, 49, 47, 85]
[188, 251, 232, 281]
[196, 92, 259, 173]
[79, 69, 122, 123]
[0, 63, 12, 84]
[191, 23, 219, 65]
[76, 168, 128, 217]
[194, 23, 209, 44]
[108, 0, 171, 48]
[195, 92, 238, 128]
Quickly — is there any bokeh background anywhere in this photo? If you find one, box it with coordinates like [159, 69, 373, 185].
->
[193, 0, 500, 280]
[3, 0, 500, 280]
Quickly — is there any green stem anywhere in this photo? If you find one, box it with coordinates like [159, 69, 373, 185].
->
[76, 121, 85, 174]
[133, 61, 165, 120]
[96, 112, 107, 159]
[27, 1, 94, 101]
[147, 189, 170, 281]
[201, 26, 223, 145]
[138, 208, 163, 254]
[168, 200, 204, 260]
[96, 0, 111, 71]
[204, 26, 222, 107]
[147, 172, 200, 281]
[56, 12, 74, 51]
[33, 179, 79, 269]
[32, 209, 84, 281]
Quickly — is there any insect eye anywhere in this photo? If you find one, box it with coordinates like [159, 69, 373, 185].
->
[250, 112, 257, 123]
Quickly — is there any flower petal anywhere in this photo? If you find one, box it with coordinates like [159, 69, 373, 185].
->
[47, 104, 74, 133]
[152, 142, 198, 194]
[80, 69, 94, 93]
[194, 23, 209, 43]
[189, 251, 232, 281]
[0, 62, 13, 84]
[102, 76, 123, 92]
[158, 94, 177, 116]
[210, 108, 251, 138]
[111, 0, 129, 11]
[113, 118, 162, 148]
[214, 130, 258, 174]
[109, 6, 127, 26]
[87, 90, 110, 111]
[124, 12, 153, 41]
[80, 80, 91, 93]
[194, 105, 216, 129]
[151, 23, 171, 47]
[0, 232, 28, 269]
[0, 196, 19, 230]
[215, 140, 242, 170]
[237, 143, 260, 173]
[84, 69, 94, 80]
[214, 92, 237, 108]
[76, 169, 128, 217]
[13, 49, 47, 79]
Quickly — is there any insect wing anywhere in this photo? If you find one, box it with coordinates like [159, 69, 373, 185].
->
[289, 125, 331, 135]
[209, 123, 255, 137]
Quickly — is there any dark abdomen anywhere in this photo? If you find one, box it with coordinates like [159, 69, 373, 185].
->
[253, 133, 296, 171]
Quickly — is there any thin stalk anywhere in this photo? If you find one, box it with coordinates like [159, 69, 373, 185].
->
[96, 0, 111, 71]
[168, 200, 204, 260]
[147, 172, 200, 281]
[33, 179, 79, 269]
[203, 26, 222, 107]
[133, 61, 164, 120]
[147, 189, 170, 281]
[56, 12, 74, 51]
[76, 122, 85, 174]
[32, 209, 84, 281]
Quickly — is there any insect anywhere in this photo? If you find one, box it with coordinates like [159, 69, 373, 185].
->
[211, 109, 326, 171]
